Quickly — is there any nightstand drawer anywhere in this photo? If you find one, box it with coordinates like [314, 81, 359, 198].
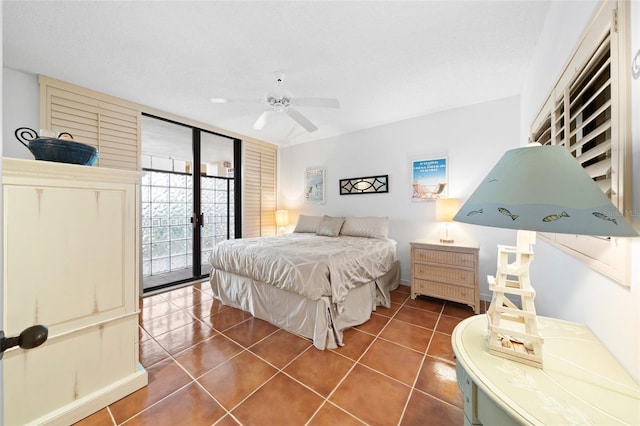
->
[413, 248, 476, 268]
[413, 279, 476, 302]
[414, 263, 475, 286]
[410, 240, 480, 314]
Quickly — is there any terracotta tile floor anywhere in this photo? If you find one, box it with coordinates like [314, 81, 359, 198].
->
[76, 283, 486, 426]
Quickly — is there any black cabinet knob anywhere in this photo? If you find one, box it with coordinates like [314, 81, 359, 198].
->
[0, 325, 48, 359]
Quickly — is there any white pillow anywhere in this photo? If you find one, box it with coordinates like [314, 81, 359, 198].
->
[293, 215, 323, 233]
[315, 215, 345, 237]
[340, 216, 389, 239]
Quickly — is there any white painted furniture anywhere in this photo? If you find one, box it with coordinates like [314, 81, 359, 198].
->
[410, 239, 479, 313]
[2, 158, 147, 425]
[452, 315, 640, 426]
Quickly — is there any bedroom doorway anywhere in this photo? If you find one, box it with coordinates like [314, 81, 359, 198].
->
[140, 114, 241, 293]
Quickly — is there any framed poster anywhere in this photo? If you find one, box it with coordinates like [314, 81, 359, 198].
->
[304, 168, 325, 204]
[411, 157, 448, 200]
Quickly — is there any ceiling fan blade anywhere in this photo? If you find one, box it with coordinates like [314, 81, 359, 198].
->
[253, 111, 270, 130]
[287, 108, 318, 133]
[211, 97, 263, 104]
[291, 98, 340, 109]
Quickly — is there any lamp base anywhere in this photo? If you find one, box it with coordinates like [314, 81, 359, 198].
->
[486, 230, 543, 368]
[439, 223, 454, 244]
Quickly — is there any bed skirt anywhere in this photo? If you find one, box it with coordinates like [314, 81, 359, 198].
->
[208, 259, 400, 349]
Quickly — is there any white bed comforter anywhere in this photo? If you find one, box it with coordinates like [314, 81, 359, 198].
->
[209, 233, 397, 312]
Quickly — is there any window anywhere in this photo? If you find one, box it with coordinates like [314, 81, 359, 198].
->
[140, 170, 234, 280]
[530, 0, 632, 285]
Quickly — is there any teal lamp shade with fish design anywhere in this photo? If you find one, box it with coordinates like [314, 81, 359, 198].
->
[453, 144, 637, 238]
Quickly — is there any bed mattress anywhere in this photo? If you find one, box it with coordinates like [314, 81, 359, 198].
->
[209, 233, 397, 313]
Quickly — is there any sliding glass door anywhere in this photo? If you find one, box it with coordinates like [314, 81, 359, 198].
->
[198, 131, 237, 277]
[141, 114, 239, 292]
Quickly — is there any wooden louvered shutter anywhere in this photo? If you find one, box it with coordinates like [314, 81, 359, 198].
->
[530, 113, 551, 146]
[243, 140, 277, 237]
[40, 76, 140, 171]
[529, 0, 631, 285]
[566, 32, 615, 200]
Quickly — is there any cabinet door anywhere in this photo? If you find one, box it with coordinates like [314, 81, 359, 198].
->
[4, 183, 136, 336]
[2, 160, 145, 425]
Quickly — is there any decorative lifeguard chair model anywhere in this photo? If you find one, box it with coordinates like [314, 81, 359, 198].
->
[486, 230, 544, 368]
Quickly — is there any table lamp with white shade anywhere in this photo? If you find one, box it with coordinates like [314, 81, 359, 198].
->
[453, 143, 637, 367]
[435, 198, 460, 243]
[275, 209, 289, 235]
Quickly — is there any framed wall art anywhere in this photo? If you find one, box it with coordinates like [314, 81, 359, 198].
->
[339, 175, 389, 195]
[304, 168, 325, 204]
[411, 157, 448, 201]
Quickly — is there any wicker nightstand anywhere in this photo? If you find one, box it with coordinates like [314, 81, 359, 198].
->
[410, 239, 480, 313]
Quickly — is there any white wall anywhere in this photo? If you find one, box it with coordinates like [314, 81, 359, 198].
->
[279, 96, 519, 299]
[521, 0, 640, 382]
[2, 68, 39, 159]
[1, 4, 4, 419]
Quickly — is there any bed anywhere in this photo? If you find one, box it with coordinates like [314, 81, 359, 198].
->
[208, 215, 400, 349]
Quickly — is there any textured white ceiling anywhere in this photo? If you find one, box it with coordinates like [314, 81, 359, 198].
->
[3, 0, 550, 147]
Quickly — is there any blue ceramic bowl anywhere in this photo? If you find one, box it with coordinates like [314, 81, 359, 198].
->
[28, 138, 99, 166]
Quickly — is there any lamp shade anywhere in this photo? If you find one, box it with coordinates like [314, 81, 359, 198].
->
[275, 209, 289, 227]
[453, 144, 637, 237]
[435, 198, 460, 222]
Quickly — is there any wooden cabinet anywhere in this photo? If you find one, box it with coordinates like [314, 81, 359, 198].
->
[410, 239, 479, 313]
[452, 315, 640, 425]
[2, 158, 147, 425]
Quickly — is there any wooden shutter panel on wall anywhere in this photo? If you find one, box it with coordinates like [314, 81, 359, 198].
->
[243, 140, 277, 237]
[40, 76, 140, 171]
[567, 32, 614, 198]
[533, 29, 613, 186]
[529, 0, 632, 285]
[531, 113, 551, 145]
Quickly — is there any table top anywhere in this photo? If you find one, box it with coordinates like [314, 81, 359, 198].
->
[452, 315, 640, 426]
[410, 239, 479, 250]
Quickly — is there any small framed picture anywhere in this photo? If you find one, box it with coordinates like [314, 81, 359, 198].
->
[304, 168, 325, 204]
[339, 175, 389, 195]
[411, 157, 448, 201]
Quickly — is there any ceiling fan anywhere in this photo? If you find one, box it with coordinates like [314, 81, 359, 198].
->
[211, 75, 340, 133]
